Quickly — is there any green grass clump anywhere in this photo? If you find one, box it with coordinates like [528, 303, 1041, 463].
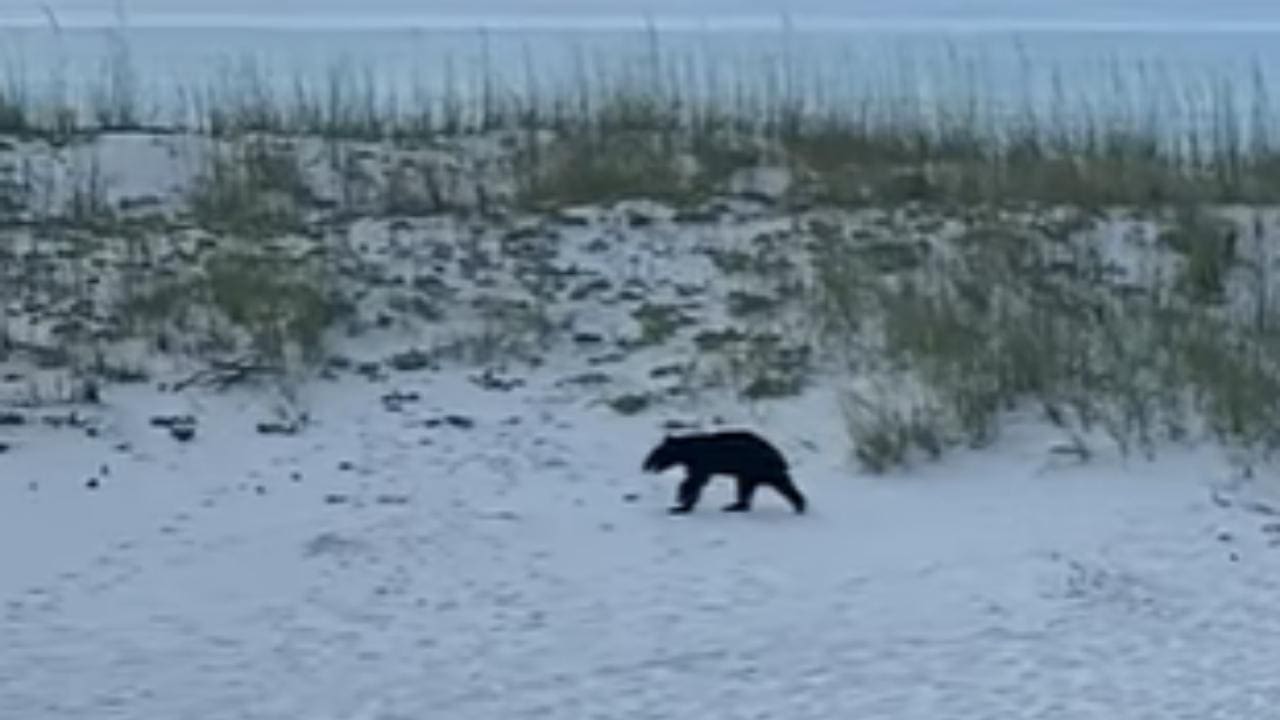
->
[188, 139, 310, 236]
[1160, 206, 1238, 303]
[517, 130, 691, 208]
[816, 213, 1280, 471]
[119, 244, 339, 368]
[203, 250, 336, 364]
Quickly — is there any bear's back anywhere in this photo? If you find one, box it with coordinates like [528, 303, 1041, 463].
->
[682, 430, 789, 475]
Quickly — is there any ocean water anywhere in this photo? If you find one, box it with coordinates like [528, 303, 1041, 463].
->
[2, 18, 1280, 141]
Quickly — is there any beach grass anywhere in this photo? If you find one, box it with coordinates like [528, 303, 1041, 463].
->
[6, 25, 1280, 464]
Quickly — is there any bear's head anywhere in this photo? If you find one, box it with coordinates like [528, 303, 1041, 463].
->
[642, 434, 685, 473]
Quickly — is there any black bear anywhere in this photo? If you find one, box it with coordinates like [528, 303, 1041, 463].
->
[642, 430, 808, 515]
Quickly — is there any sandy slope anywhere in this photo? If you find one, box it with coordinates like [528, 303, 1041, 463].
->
[3, 367, 1280, 720]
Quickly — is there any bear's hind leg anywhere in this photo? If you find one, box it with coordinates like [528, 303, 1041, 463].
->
[722, 475, 759, 512]
[770, 472, 808, 514]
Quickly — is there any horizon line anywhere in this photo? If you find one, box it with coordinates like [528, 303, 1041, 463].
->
[5, 12, 1280, 34]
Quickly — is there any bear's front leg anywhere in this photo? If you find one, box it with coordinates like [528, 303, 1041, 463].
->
[670, 472, 708, 514]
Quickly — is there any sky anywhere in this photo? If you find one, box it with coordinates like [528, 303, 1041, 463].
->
[6, 1, 1280, 27]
